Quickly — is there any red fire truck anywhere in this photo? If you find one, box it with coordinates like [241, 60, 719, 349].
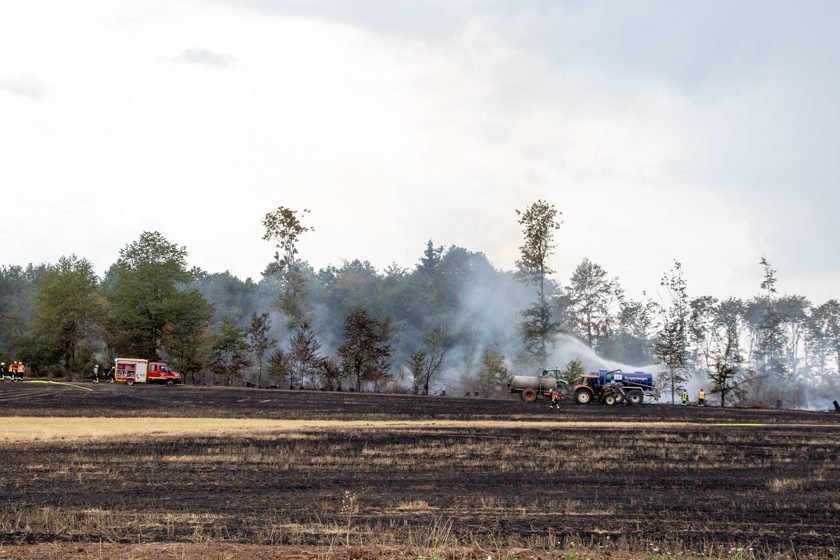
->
[114, 358, 182, 386]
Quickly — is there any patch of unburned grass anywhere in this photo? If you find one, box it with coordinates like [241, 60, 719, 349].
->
[0, 417, 756, 443]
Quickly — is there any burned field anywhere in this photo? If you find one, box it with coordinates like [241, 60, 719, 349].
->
[1, 384, 839, 558]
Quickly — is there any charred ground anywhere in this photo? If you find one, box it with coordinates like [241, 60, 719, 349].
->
[0, 383, 839, 558]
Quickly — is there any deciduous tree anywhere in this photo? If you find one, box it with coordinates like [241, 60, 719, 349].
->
[653, 261, 690, 404]
[32, 255, 103, 372]
[338, 307, 393, 391]
[207, 316, 251, 385]
[262, 206, 313, 327]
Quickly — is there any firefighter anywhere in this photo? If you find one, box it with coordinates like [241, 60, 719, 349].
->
[93, 364, 100, 383]
[698, 388, 705, 407]
[0, 362, 5, 381]
[681, 389, 689, 406]
[549, 388, 561, 409]
[9, 361, 17, 381]
[16, 361, 25, 381]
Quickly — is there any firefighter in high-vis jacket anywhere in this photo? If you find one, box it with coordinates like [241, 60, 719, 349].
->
[549, 388, 561, 409]
[698, 389, 706, 407]
[681, 389, 689, 406]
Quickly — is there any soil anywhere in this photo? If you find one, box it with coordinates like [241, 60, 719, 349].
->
[0, 382, 838, 557]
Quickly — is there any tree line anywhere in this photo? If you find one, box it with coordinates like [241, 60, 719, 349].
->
[1, 202, 838, 405]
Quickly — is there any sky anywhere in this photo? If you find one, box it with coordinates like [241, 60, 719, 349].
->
[1, 0, 839, 303]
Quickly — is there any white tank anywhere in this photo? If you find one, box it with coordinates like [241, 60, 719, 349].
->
[509, 374, 558, 391]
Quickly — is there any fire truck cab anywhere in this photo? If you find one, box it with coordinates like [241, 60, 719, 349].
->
[115, 358, 181, 386]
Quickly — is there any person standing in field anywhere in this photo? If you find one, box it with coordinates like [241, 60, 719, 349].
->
[9, 361, 17, 381]
[698, 389, 705, 407]
[0, 362, 5, 381]
[681, 389, 689, 406]
[93, 364, 100, 383]
[549, 388, 560, 409]
[16, 361, 25, 380]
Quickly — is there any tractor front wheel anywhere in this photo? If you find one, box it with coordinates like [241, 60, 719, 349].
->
[575, 389, 592, 404]
[521, 389, 538, 402]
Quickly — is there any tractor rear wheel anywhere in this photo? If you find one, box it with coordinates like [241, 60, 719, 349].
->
[575, 389, 592, 404]
[521, 389, 537, 402]
[628, 390, 644, 405]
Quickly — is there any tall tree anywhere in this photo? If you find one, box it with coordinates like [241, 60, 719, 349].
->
[32, 255, 103, 372]
[207, 316, 251, 385]
[262, 206, 313, 327]
[246, 312, 274, 387]
[338, 307, 393, 391]
[747, 258, 788, 382]
[515, 200, 562, 364]
[653, 261, 690, 404]
[104, 231, 208, 360]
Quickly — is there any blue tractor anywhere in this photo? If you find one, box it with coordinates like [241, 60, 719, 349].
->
[573, 369, 656, 405]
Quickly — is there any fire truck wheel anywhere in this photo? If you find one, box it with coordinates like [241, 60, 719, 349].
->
[604, 394, 617, 406]
[574, 389, 592, 404]
[521, 389, 537, 402]
[628, 390, 643, 405]
[166, 380, 174, 387]
[126, 380, 134, 386]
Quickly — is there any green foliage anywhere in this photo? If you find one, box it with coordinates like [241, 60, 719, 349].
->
[515, 200, 562, 365]
[478, 348, 510, 393]
[653, 260, 690, 403]
[338, 307, 393, 391]
[207, 316, 251, 385]
[288, 321, 323, 388]
[567, 258, 619, 348]
[160, 289, 213, 380]
[31, 255, 103, 372]
[515, 200, 562, 286]
[410, 326, 451, 395]
[0, 264, 43, 364]
[266, 347, 291, 387]
[708, 299, 747, 407]
[246, 312, 274, 386]
[262, 206, 313, 327]
[560, 358, 586, 385]
[104, 231, 209, 361]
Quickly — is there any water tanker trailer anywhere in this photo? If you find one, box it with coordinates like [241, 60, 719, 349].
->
[573, 370, 657, 405]
[508, 369, 570, 402]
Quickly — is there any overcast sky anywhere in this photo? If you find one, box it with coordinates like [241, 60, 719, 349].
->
[1, 1, 838, 302]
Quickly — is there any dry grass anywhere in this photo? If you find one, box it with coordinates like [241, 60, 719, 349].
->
[0, 417, 737, 443]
